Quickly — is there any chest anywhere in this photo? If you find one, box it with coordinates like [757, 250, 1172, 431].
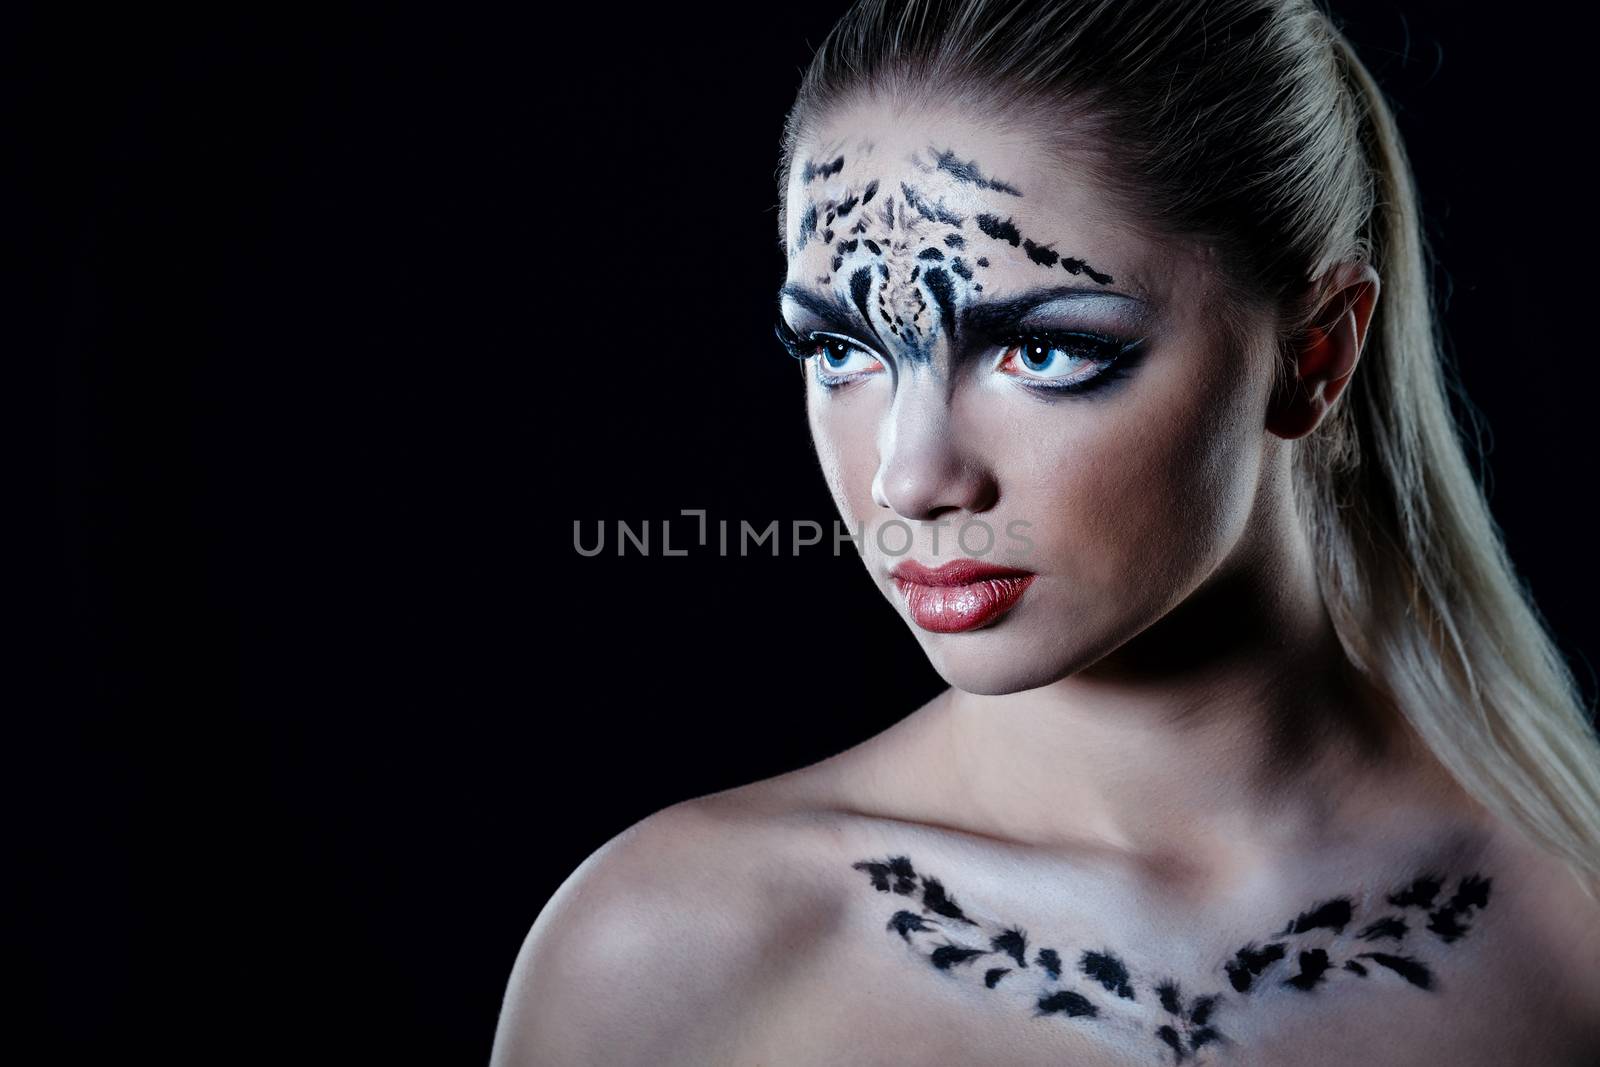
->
[743, 929, 1579, 1066]
[732, 848, 1588, 1066]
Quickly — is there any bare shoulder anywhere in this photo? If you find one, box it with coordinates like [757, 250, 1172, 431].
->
[1459, 809, 1600, 1067]
[1481, 820, 1600, 1042]
[488, 781, 852, 1067]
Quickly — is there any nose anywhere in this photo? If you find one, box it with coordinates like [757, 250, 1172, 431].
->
[869, 382, 998, 521]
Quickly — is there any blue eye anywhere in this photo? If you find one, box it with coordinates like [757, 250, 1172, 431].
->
[817, 337, 876, 371]
[997, 332, 1140, 394]
[772, 320, 886, 388]
[811, 336, 885, 386]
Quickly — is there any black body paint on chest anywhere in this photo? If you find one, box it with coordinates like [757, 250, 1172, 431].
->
[1224, 942, 1287, 993]
[1037, 988, 1099, 1018]
[1082, 950, 1136, 999]
[1275, 897, 1353, 936]
[1156, 981, 1223, 1061]
[850, 853, 1496, 1064]
[1426, 873, 1491, 942]
[1283, 948, 1333, 990]
[991, 926, 1030, 968]
[1357, 915, 1408, 941]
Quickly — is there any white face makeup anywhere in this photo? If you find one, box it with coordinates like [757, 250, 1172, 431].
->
[778, 100, 1279, 695]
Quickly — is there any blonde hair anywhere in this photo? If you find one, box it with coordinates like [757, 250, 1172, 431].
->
[777, 0, 1600, 899]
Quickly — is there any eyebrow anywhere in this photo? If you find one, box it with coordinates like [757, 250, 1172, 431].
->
[777, 282, 864, 336]
[958, 286, 1148, 337]
[777, 282, 1148, 350]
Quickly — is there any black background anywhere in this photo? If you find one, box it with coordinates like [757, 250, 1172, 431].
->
[20, 3, 1596, 1063]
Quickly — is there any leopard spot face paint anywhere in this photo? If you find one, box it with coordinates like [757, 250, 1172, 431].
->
[782, 133, 1122, 372]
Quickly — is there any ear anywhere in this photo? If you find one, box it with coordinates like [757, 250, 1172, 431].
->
[1266, 261, 1381, 440]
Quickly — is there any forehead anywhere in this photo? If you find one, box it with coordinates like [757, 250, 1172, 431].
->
[780, 100, 1198, 362]
[784, 101, 1134, 281]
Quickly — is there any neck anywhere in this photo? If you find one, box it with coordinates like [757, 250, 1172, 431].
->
[932, 467, 1438, 870]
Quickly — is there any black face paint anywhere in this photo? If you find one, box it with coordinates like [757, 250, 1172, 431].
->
[921, 266, 956, 339]
[1023, 238, 1059, 267]
[923, 146, 1024, 196]
[847, 267, 876, 344]
[898, 181, 965, 226]
[788, 147, 1119, 369]
[851, 853, 1497, 1061]
[976, 212, 1022, 246]
[796, 204, 818, 253]
[1060, 256, 1115, 285]
[801, 154, 845, 182]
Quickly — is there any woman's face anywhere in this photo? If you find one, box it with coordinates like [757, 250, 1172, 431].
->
[779, 100, 1280, 695]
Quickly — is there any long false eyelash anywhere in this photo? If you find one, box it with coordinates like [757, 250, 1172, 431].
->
[773, 318, 814, 361]
[995, 330, 1145, 396]
[776, 319, 1143, 395]
[775, 320, 884, 390]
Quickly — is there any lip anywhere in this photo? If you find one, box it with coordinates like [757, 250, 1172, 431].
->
[887, 559, 1037, 633]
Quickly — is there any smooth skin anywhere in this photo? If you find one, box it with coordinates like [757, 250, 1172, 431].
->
[492, 101, 1600, 1066]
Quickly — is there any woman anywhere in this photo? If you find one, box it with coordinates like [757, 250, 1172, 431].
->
[493, 1, 1600, 1063]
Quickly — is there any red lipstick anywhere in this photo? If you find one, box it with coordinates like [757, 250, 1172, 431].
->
[887, 559, 1036, 634]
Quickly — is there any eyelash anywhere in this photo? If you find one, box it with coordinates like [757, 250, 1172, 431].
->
[993, 330, 1143, 395]
[773, 321, 882, 387]
[773, 320, 1141, 395]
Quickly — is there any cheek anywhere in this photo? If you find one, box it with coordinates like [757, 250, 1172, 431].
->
[1008, 363, 1264, 598]
[806, 380, 883, 521]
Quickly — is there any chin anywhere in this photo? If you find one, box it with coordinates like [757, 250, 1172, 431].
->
[918, 635, 1081, 696]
